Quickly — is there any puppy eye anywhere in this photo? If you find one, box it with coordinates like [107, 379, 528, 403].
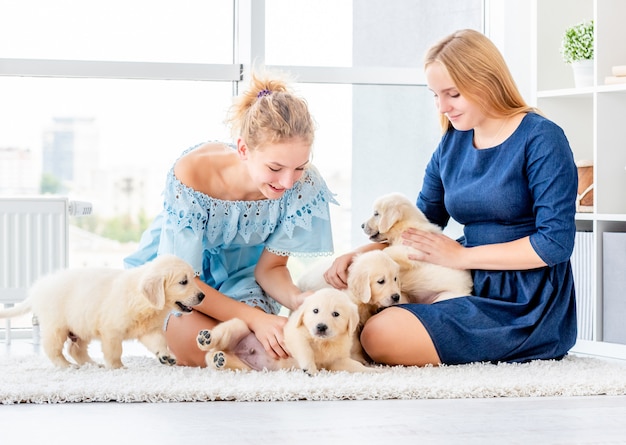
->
[377, 278, 385, 285]
[332, 311, 340, 317]
[373, 211, 379, 217]
[313, 308, 319, 314]
[179, 278, 188, 285]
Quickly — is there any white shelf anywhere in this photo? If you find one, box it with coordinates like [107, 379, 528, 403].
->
[534, 0, 626, 359]
[596, 83, 626, 94]
[575, 213, 594, 221]
[596, 214, 626, 222]
[537, 87, 594, 98]
[537, 84, 626, 98]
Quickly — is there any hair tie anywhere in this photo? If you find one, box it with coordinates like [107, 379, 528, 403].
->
[257, 89, 272, 99]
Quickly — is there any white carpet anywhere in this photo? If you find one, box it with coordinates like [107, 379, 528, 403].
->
[2, 353, 626, 404]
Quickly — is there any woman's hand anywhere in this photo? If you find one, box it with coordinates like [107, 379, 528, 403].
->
[323, 252, 355, 289]
[248, 312, 290, 360]
[323, 244, 387, 289]
[402, 228, 466, 269]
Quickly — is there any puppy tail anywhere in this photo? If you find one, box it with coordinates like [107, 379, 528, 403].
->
[0, 300, 33, 319]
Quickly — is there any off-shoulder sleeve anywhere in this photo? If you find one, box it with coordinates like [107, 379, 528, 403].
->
[265, 165, 338, 257]
[157, 170, 207, 276]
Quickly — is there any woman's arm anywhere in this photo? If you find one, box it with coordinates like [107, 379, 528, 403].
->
[401, 229, 546, 270]
[254, 249, 307, 311]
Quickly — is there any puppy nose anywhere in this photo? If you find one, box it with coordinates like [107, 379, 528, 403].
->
[197, 292, 205, 302]
[360, 223, 365, 229]
[316, 323, 328, 333]
[392, 293, 400, 303]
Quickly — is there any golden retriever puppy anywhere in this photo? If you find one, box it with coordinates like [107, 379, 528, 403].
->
[362, 192, 473, 303]
[345, 250, 406, 323]
[0, 254, 204, 369]
[297, 250, 407, 363]
[196, 288, 377, 374]
[297, 250, 405, 315]
[341, 250, 407, 363]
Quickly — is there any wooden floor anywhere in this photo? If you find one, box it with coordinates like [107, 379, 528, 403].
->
[2, 339, 626, 444]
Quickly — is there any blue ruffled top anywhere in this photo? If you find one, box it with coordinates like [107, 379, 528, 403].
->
[124, 143, 337, 313]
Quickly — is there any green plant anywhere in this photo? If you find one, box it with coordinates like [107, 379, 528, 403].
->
[560, 20, 594, 64]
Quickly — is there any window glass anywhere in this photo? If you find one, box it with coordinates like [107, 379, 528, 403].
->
[351, 83, 464, 243]
[0, 0, 234, 63]
[266, 0, 481, 68]
[295, 83, 352, 253]
[265, 0, 353, 66]
[0, 76, 233, 267]
[289, 81, 461, 271]
[352, 0, 483, 68]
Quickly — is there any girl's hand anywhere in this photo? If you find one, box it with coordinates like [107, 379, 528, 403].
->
[248, 312, 290, 359]
[402, 228, 466, 269]
[323, 252, 355, 289]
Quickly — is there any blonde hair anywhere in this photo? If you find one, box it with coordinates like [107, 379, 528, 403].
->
[226, 69, 315, 150]
[424, 29, 537, 132]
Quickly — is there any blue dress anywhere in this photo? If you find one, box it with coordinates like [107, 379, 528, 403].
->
[401, 113, 578, 364]
[124, 143, 337, 315]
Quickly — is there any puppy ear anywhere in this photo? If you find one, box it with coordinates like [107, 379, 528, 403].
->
[347, 261, 372, 304]
[378, 205, 401, 234]
[141, 275, 166, 309]
[346, 303, 360, 334]
[294, 305, 306, 328]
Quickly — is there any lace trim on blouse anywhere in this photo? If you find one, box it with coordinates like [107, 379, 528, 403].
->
[163, 148, 337, 248]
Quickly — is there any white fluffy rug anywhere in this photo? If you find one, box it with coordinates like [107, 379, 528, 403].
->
[2, 353, 626, 404]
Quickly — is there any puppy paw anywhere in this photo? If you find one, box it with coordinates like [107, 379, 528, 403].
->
[212, 351, 226, 369]
[106, 362, 125, 369]
[158, 353, 177, 366]
[197, 329, 212, 350]
[302, 365, 318, 376]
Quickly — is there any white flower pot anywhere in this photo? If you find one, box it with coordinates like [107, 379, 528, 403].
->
[571, 59, 594, 88]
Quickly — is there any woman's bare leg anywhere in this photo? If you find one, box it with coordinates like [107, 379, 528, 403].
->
[164, 310, 219, 367]
[360, 306, 441, 366]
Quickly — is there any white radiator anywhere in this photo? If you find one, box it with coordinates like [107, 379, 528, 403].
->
[0, 196, 91, 343]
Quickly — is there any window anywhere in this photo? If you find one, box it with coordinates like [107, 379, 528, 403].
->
[0, 0, 482, 336]
[0, 0, 234, 63]
[265, 0, 352, 66]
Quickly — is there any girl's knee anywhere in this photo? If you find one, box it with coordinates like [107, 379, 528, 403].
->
[164, 310, 216, 367]
[163, 310, 183, 332]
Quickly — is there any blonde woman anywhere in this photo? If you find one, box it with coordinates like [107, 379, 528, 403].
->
[125, 71, 337, 367]
[326, 29, 578, 366]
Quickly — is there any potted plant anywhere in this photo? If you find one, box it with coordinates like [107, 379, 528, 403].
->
[560, 20, 594, 88]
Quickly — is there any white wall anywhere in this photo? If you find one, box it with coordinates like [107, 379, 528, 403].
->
[485, 0, 534, 103]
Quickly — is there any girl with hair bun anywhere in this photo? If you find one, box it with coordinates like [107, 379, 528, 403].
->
[125, 70, 337, 367]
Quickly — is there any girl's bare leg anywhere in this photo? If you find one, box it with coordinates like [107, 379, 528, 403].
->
[164, 310, 219, 367]
[360, 306, 441, 367]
